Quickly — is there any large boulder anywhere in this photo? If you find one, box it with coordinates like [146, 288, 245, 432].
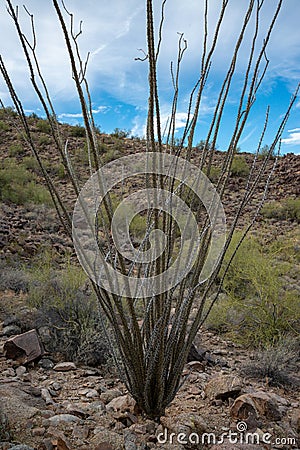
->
[205, 375, 243, 401]
[3, 329, 43, 364]
[230, 391, 284, 424]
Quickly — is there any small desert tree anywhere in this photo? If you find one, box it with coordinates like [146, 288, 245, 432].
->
[0, 0, 299, 420]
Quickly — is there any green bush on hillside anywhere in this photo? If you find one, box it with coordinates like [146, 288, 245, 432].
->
[70, 124, 86, 137]
[230, 155, 250, 177]
[27, 252, 109, 364]
[262, 198, 300, 223]
[36, 118, 51, 134]
[0, 158, 52, 205]
[205, 232, 300, 346]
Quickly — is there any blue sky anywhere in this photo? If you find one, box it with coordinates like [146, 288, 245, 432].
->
[0, 0, 299, 154]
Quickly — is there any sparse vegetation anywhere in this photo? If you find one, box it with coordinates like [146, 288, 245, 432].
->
[230, 154, 250, 177]
[8, 142, 24, 157]
[0, 120, 10, 132]
[36, 118, 51, 134]
[205, 232, 300, 346]
[241, 337, 299, 387]
[0, 0, 298, 421]
[70, 124, 86, 137]
[26, 251, 109, 364]
[262, 198, 300, 222]
[0, 158, 52, 205]
[111, 127, 130, 139]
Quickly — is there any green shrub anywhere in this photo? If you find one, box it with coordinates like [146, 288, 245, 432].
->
[70, 124, 86, 137]
[0, 106, 17, 119]
[205, 233, 300, 346]
[241, 337, 299, 387]
[101, 147, 122, 163]
[27, 253, 109, 364]
[22, 155, 40, 171]
[230, 155, 250, 177]
[111, 127, 130, 139]
[36, 119, 51, 134]
[0, 120, 10, 132]
[262, 198, 300, 223]
[203, 165, 221, 183]
[0, 267, 29, 293]
[8, 143, 24, 157]
[38, 135, 51, 146]
[0, 158, 52, 205]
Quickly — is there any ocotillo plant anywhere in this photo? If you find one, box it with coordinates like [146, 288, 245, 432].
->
[0, 0, 298, 420]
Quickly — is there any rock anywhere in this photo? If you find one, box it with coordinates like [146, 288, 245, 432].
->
[1, 324, 21, 337]
[100, 389, 123, 404]
[0, 383, 44, 441]
[51, 382, 62, 391]
[230, 392, 283, 424]
[21, 386, 41, 397]
[3, 329, 44, 364]
[86, 389, 99, 399]
[50, 436, 70, 450]
[41, 388, 54, 405]
[65, 403, 89, 419]
[53, 362, 77, 372]
[2, 368, 15, 377]
[160, 413, 208, 441]
[93, 444, 115, 450]
[16, 366, 27, 378]
[186, 361, 206, 372]
[291, 409, 300, 433]
[8, 446, 35, 450]
[106, 394, 136, 413]
[205, 375, 243, 400]
[3, 315, 19, 327]
[91, 429, 124, 449]
[124, 429, 138, 450]
[49, 414, 81, 426]
[72, 424, 90, 439]
[32, 426, 46, 436]
[38, 357, 54, 369]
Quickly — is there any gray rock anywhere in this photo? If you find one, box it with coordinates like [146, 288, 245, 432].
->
[16, 366, 27, 378]
[38, 357, 54, 369]
[1, 325, 21, 337]
[86, 389, 99, 399]
[2, 368, 15, 377]
[9, 446, 35, 450]
[53, 362, 76, 372]
[100, 388, 123, 403]
[49, 414, 81, 425]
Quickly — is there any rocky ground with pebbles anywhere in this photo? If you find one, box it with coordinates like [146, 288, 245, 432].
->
[0, 310, 300, 450]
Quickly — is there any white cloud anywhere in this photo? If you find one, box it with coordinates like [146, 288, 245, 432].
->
[282, 128, 300, 146]
[58, 105, 108, 120]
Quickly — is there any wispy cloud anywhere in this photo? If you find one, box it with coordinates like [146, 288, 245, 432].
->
[58, 106, 109, 120]
[282, 128, 300, 146]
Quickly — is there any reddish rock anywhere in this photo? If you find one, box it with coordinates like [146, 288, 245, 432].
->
[3, 329, 44, 364]
[205, 375, 243, 400]
[106, 394, 136, 413]
[230, 392, 283, 423]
